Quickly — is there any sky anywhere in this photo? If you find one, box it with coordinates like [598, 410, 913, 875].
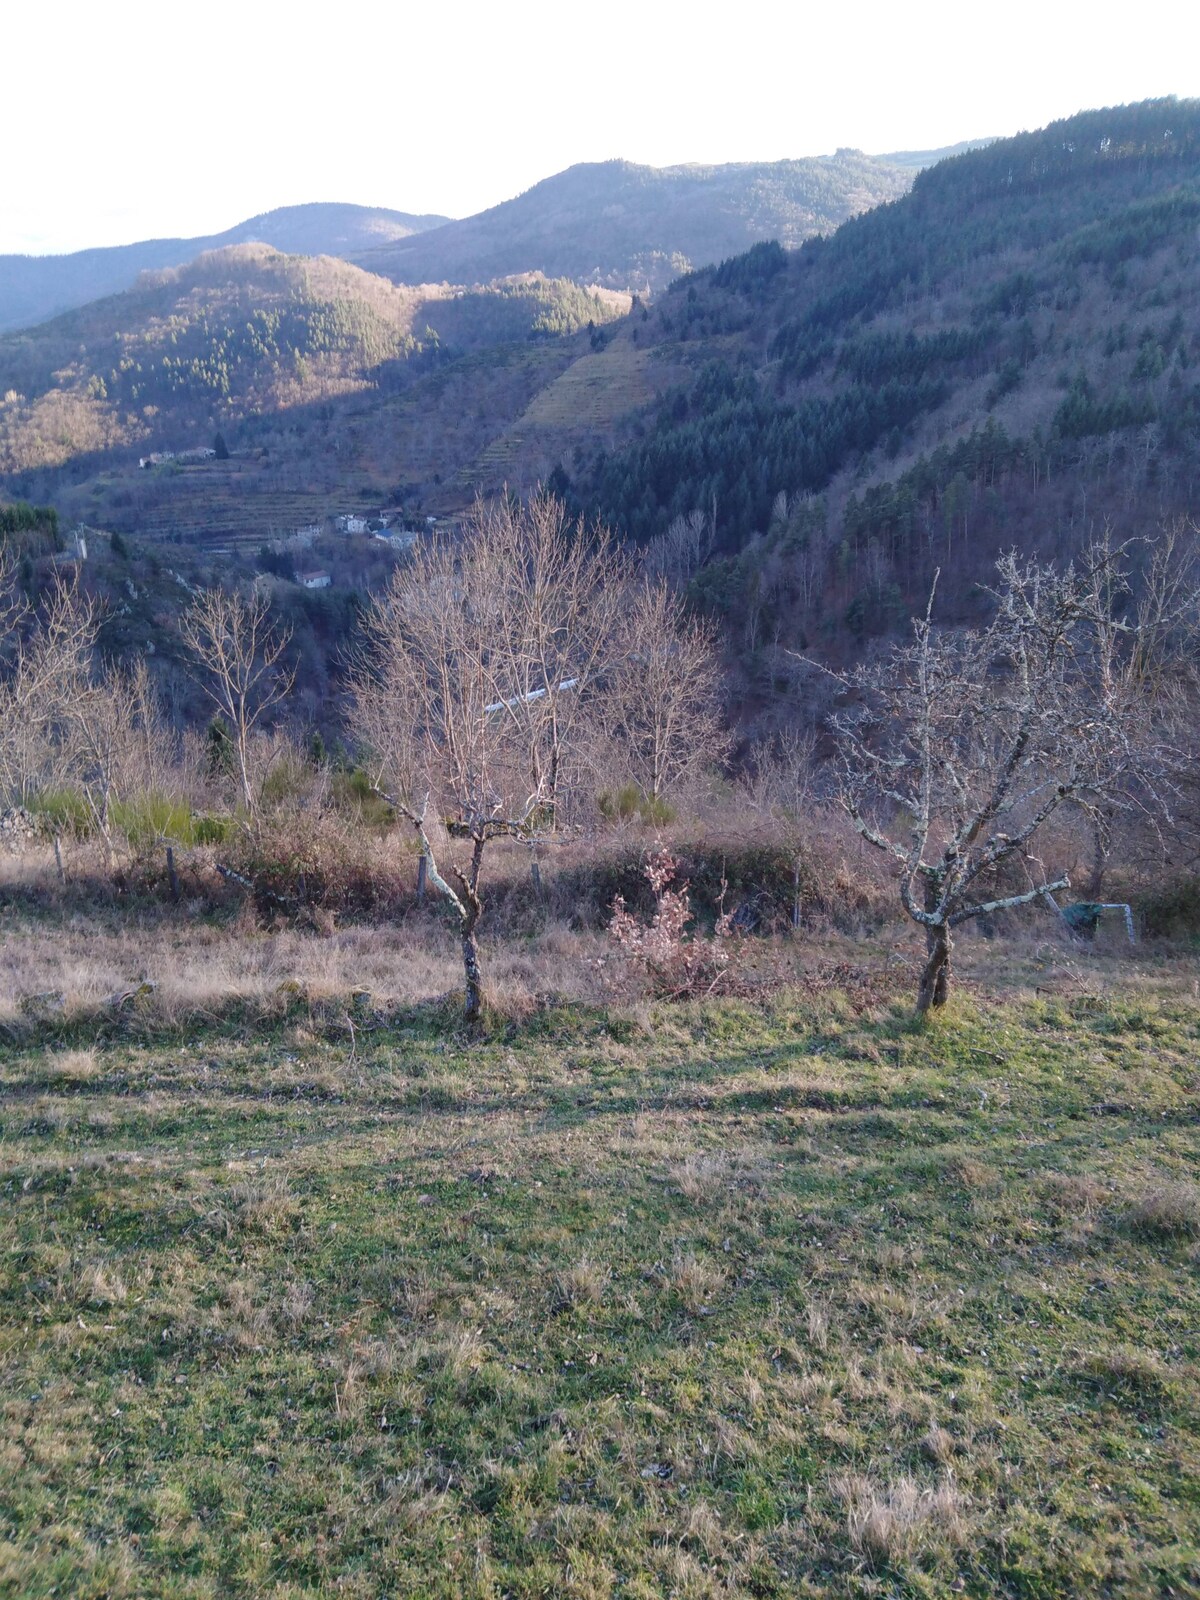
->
[5, 0, 1198, 256]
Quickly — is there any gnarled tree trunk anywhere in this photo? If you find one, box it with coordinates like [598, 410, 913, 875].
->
[455, 835, 487, 1026]
[917, 922, 952, 1014]
[461, 923, 483, 1024]
[917, 872, 952, 1014]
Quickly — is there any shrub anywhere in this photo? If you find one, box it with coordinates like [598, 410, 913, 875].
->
[110, 793, 196, 852]
[28, 789, 92, 838]
[193, 813, 235, 846]
[555, 834, 848, 932]
[605, 848, 741, 998]
[1136, 875, 1200, 938]
[596, 784, 677, 827]
[331, 768, 396, 833]
[258, 748, 317, 811]
[227, 806, 416, 919]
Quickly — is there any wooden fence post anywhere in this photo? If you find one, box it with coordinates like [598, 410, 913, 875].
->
[166, 845, 181, 904]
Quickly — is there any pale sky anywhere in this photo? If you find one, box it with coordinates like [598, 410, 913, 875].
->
[5, 0, 1197, 256]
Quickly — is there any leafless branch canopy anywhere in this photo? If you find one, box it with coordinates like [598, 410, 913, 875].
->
[179, 586, 294, 813]
[818, 539, 1193, 1009]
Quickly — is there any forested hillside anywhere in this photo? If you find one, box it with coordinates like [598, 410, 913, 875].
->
[0, 248, 626, 479]
[5, 99, 1199, 694]
[0, 203, 450, 334]
[556, 99, 1200, 665]
[0, 147, 934, 335]
[355, 153, 916, 294]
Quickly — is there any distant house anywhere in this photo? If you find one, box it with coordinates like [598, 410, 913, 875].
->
[299, 570, 331, 590]
[52, 530, 89, 566]
[336, 514, 369, 535]
[139, 447, 215, 469]
[292, 523, 321, 541]
[375, 530, 415, 550]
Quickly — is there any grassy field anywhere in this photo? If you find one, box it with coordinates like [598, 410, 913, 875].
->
[1, 960, 1198, 1598]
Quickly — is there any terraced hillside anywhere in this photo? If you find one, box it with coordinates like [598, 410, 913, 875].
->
[0, 251, 627, 533]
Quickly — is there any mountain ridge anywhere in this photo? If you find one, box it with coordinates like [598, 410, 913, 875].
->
[0, 145, 973, 333]
[352, 151, 918, 293]
[0, 203, 451, 335]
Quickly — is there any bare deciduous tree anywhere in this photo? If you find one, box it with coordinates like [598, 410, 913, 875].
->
[353, 495, 732, 1019]
[601, 580, 728, 804]
[1076, 521, 1200, 890]
[180, 588, 293, 814]
[824, 549, 1149, 1013]
[642, 505, 715, 591]
[352, 496, 621, 1021]
[0, 565, 101, 807]
[0, 565, 174, 862]
[61, 659, 169, 863]
[479, 492, 631, 824]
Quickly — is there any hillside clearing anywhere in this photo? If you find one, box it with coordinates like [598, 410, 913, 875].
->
[1, 970, 1198, 1598]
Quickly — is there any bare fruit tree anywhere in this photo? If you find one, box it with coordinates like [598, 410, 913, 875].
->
[180, 587, 293, 814]
[353, 493, 734, 1019]
[825, 549, 1144, 1014]
[352, 494, 628, 1022]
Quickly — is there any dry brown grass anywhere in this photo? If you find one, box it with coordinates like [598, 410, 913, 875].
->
[669, 1151, 734, 1202]
[75, 1261, 129, 1307]
[1124, 1180, 1200, 1240]
[920, 1423, 957, 1465]
[666, 1251, 726, 1315]
[553, 1256, 609, 1308]
[805, 1299, 831, 1352]
[1075, 1345, 1175, 1398]
[0, 910, 610, 1033]
[44, 1047, 102, 1081]
[837, 1472, 967, 1565]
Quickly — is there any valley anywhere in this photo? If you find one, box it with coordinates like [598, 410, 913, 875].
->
[3, 87, 1200, 1600]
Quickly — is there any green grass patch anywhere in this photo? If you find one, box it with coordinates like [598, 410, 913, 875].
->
[1, 984, 1198, 1596]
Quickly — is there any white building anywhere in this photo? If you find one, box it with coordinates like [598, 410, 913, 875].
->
[299, 571, 331, 590]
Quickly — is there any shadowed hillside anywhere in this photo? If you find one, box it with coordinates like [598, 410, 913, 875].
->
[557, 99, 1200, 663]
[0, 249, 626, 478]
